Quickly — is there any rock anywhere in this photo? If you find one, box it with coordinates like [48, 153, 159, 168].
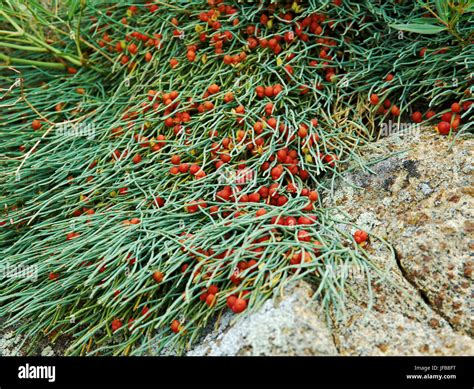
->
[327, 252, 473, 355]
[333, 307, 473, 356]
[0, 319, 69, 356]
[0, 330, 24, 356]
[40, 346, 55, 356]
[324, 127, 473, 354]
[188, 281, 338, 356]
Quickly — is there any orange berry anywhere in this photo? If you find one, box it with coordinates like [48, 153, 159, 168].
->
[437, 121, 450, 135]
[411, 111, 422, 123]
[451, 102, 461, 113]
[224, 92, 234, 103]
[208, 83, 220, 94]
[132, 154, 142, 164]
[170, 58, 179, 68]
[308, 191, 318, 202]
[32, 119, 42, 130]
[231, 298, 247, 313]
[171, 319, 180, 333]
[391, 105, 400, 116]
[152, 271, 164, 283]
[354, 230, 368, 244]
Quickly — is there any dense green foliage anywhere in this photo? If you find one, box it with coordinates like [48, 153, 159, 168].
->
[0, 0, 472, 355]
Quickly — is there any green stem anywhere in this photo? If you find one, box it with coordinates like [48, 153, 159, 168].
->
[0, 9, 83, 67]
[0, 41, 47, 52]
[0, 52, 66, 69]
[0, 29, 23, 36]
[26, 34, 83, 67]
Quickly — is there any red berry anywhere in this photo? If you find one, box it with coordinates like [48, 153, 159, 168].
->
[171, 155, 181, 165]
[411, 111, 423, 123]
[451, 102, 461, 113]
[308, 191, 318, 202]
[121, 55, 130, 65]
[152, 271, 164, 283]
[248, 192, 261, 202]
[111, 319, 123, 332]
[264, 86, 273, 97]
[297, 125, 308, 138]
[441, 112, 452, 123]
[170, 58, 179, 68]
[199, 289, 208, 301]
[276, 149, 287, 162]
[186, 50, 196, 62]
[224, 92, 234, 103]
[353, 230, 368, 244]
[391, 105, 400, 116]
[189, 164, 200, 175]
[267, 117, 277, 129]
[208, 84, 220, 95]
[31, 119, 42, 130]
[153, 196, 165, 208]
[462, 101, 472, 111]
[227, 295, 237, 309]
[437, 121, 451, 135]
[232, 298, 247, 313]
[128, 43, 138, 55]
[271, 166, 283, 180]
[369, 94, 379, 105]
[178, 163, 189, 173]
[297, 230, 311, 242]
[205, 294, 216, 307]
[451, 116, 461, 130]
[132, 154, 142, 164]
[285, 217, 297, 227]
[273, 84, 283, 96]
[171, 319, 180, 333]
[66, 232, 79, 240]
[297, 216, 312, 225]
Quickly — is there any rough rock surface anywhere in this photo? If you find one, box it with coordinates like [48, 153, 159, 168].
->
[0, 322, 68, 356]
[188, 281, 337, 356]
[326, 128, 473, 338]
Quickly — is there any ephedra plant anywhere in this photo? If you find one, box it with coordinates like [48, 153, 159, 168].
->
[0, 0, 472, 355]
